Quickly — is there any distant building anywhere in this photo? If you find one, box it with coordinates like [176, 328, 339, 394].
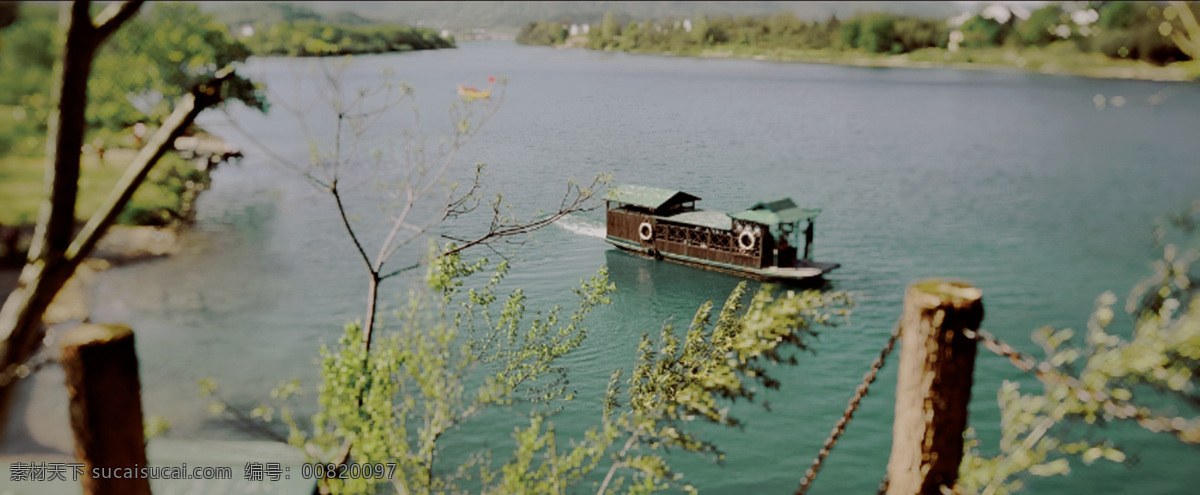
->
[683, 19, 692, 33]
[948, 30, 963, 52]
[239, 25, 254, 37]
[582, 24, 590, 34]
[441, 29, 450, 38]
[570, 24, 580, 36]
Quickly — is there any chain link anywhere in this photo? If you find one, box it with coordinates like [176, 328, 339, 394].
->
[794, 318, 901, 495]
[962, 328, 1040, 373]
[0, 351, 57, 388]
[964, 328, 1198, 443]
[797, 323, 1195, 495]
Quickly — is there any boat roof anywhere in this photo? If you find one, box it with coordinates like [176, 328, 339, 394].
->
[606, 185, 700, 210]
[730, 197, 821, 225]
[662, 210, 732, 230]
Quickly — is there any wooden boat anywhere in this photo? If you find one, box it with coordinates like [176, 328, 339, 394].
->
[457, 85, 491, 101]
[604, 185, 840, 282]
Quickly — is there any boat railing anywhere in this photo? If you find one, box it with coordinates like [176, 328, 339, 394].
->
[657, 222, 762, 259]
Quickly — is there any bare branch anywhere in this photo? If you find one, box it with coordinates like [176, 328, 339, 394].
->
[379, 262, 422, 281]
[219, 110, 330, 189]
[331, 186, 375, 276]
[434, 175, 608, 260]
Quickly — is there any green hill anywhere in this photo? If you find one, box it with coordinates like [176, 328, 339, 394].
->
[201, 1, 965, 31]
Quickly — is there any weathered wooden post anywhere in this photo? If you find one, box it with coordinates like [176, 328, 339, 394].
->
[886, 280, 983, 495]
[60, 324, 152, 495]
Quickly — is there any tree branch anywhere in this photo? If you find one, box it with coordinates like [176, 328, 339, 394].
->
[330, 185, 375, 276]
[93, 1, 143, 42]
[67, 69, 235, 262]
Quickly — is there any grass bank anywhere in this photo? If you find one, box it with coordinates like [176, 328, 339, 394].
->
[0, 150, 201, 227]
[0, 148, 210, 266]
[617, 42, 1198, 82]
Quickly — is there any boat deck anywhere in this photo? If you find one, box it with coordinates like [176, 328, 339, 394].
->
[758, 259, 841, 280]
[606, 236, 838, 283]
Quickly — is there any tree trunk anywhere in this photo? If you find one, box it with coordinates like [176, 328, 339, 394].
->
[28, 1, 95, 262]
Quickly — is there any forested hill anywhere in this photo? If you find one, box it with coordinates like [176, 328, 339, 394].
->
[199, 1, 965, 31]
[203, 2, 375, 28]
[194, 3, 455, 57]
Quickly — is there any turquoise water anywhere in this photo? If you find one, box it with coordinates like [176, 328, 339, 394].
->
[77, 42, 1200, 493]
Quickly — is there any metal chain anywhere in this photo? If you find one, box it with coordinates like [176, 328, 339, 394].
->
[963, 328, 1198, 443]
[0, 351, 57, 388]
[795, 323, 1193, 495]
[962, 328, 1040, 373]
[794, 317, 902, 495]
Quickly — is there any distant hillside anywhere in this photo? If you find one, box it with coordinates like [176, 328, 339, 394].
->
[349, 2, 965, 29]
[203, 2, 372, 28]
[200, 1, 967, 31]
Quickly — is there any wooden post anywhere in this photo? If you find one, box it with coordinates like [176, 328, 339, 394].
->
[886, 280, 983, 495]
[60, 324, 152, 495]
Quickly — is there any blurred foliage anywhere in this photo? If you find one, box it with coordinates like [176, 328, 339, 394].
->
[212, 2, 332, 27]
[0, 151, 206, 227]
[204, 242, 852, 494]
[518, 3, 1198, 73]
[857, 14, 899, 54]
[94, 3, 266, 129]
[0, 2, 254, 236]
[959, 15, 1013, 49]
[1016, 5, 1067, 48]
[1092, 2, 1192, 65]
[0, 2, 265, 152]
[0, 3, 57, 157]
[516, 21, 568, 46]
[240, 21, 453, 57]
[959, 200, 1200, 494]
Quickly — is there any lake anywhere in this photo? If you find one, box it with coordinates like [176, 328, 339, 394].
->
[42, 41, 1200, 493]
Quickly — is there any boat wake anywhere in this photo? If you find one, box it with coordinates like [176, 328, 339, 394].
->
[555, 214, 606, 240]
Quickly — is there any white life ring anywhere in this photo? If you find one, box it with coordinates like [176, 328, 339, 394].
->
[638, 222, 653, 241]
[737, 230, 756, 251]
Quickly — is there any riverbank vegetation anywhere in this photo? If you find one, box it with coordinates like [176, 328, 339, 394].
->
[0, 0, 453, 233]
[239, 22, 454, 57]
[204, 2, 455, 57]
[0, 151, 200, 228]
[518, 2, 1200, 81]
[0, 1, 261, 266]
[0, 2, 259, 232]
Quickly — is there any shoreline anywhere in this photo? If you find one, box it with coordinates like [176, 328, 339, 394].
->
[708, 51, 1194, 83]
[555, 42, 1198, 83]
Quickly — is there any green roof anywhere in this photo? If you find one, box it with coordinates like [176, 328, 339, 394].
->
[606, 185, 700, 211]
[730, 197, 820, 225]
[662, 210, 732, 230]
[729, 209, 778, 225]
